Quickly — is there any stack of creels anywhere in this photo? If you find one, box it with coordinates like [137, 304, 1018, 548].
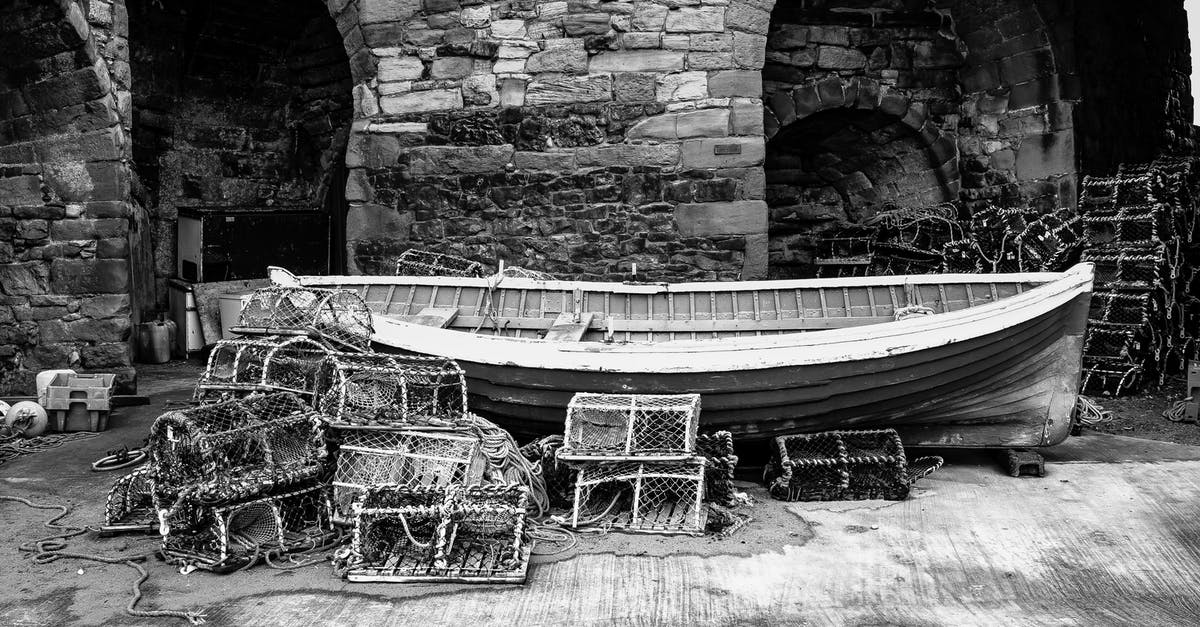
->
[556, 393, 721, 536]
[394, 249, 486, 278]
[868, 204, 965, 276]
[1077, 157, 1200, 395]
[315, 353, 469, 428]
[763, 429, 941, 502]
[341, 484, 530, 584]
[193, 335, 329, 405]
[147, 392, 333, 571]
[234, 286, 374, 353]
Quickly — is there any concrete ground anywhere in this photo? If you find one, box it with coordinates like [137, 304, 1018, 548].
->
[3, 362, 1200, 626]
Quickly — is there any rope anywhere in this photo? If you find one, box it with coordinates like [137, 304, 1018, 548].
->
[1163, 397, 1194, 422]
[1075, 395, 1114, 427]
[0, 432, 100, 468]
[396, 513, 432, 549]
[465, 414, 551, 517]
[0, 494, 205, 624]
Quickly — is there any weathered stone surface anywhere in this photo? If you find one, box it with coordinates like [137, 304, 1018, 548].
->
[732, 32, 767, 69]
[626, 114, 679, 140]
[613, 73, 656, 102]
[430, 57, 473, 79]
[817, 46, 867, 70]
[491, 19, 527, 39]
[379, 56, 424, 82]
[50, 258, 128, 294]
[657, 71, 708, 102]
[632, 4, 668, 31]
[1016, 131, 1074, 178]
[380, 89, 463, 115]
[590, 50, 685, 73]
[665, 7, 724, 33]
[725, 3, 771, 35]
[563, 13, 611, 36]
[82, 342, 132, 368]
[459, 5, 491, 28]
[730, 99, 764, 136]
[78, 294, 129, 319]
[708, 70, 762, 98]
[675, 201, 768, 236]
[681, 137, 765, 169]
[525, 75, 612, 105]
[406, 145, 515, 175]
[576, 144, 681, 168]
[676, 109, 729, 138]
[513, 151, 578, 171]
[360, 0, 419, 24]
[526, 40, 587, 74]
[0, 263, 49, 296]
[462, 74, 498, 106]
[346, 204, 414, 241]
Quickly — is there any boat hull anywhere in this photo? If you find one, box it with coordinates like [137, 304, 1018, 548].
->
[274, 265, 1093, 448]
[385, 292, 1088, 447]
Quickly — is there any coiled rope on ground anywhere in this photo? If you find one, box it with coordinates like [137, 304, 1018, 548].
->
[0, 494, 206, 624]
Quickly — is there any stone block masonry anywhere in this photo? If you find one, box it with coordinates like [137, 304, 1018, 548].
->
[342, 0, 775, 281]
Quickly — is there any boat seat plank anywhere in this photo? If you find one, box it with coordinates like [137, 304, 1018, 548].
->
[543, 312, 595, 342]
[396, 307, 459, 328]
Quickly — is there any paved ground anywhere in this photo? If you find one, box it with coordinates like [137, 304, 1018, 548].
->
[3, 363, 1200, 626]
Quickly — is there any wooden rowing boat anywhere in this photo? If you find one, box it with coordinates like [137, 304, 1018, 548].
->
[269, 263, 1095, 448]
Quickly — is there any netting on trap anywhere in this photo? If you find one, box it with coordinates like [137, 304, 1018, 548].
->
[344, 484, 530, 583]
[1083, 322, 1152, 362]
[315, 353, 468, 428]
[558, 393, 701, 461]
[1080, 359, 1144, 396]
[329, 426, 486, 524]
[1082, 205, 1170, 245]
[569, 459, 707, 535]
[149, 393, 325, 511]
[1083, 245, 1166, 289]
[395, 249, 485, 278]
[235, 286, 374, 352]
[764, 429, 941, 502]
[695, 431, 738, 507]
[1089, 290, 1155, 326]
[1015, 214, 1085, 272]
[193, 336, 328, 404]
[101, 466, 156, 535]
[161, 484, 335, 573]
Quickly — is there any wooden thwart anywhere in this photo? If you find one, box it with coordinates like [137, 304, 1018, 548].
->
[543, 312, 594, 342]
[396, 307, 459, 328]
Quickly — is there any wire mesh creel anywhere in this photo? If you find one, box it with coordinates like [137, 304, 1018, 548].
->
[235, 286, 375, 352]
[193, 335, 329, 404]
[344, 484, 531, 583]
[764, 429, 941, 502]
[569, 458, 708, 536]
[101, 466, 157, 535]
[161, 484, 336, 573]
[558, 393, 701, 461]
[315, 353, 469, 428]
[329, 426, 487, 525]
[148, 393, 326, 517]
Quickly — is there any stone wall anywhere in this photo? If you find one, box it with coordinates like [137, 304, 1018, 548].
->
[0, 0, 139, 394]
[337, 0, 774, 280]
[129, 0, 353, 297]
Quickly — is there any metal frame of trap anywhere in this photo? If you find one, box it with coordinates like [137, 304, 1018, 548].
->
[101, 466, 157, 536]
[557, 393, 701, 462]
[329, 425, 486, 525]
[567, 458, 708, 536]
[160, 484, 336, 573]
[148, 393, 326, 511]
[316, 352, 469, 428]
[192, 335, 328, 404]
[232, 286, 375, 352]
[345, 484, 530, 584]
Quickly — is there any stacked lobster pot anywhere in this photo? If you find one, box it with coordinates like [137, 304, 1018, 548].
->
[1077, 157, 1200, 395]
[146, 393, 335, 572]
[556, 393, 713, 536]
[193, 285, 374, 405]
[763, 429, 941, 502]
[320, 353, 534, 583]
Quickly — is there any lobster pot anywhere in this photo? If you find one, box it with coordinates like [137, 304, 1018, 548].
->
[765, 429, 941, 502]
[161, 485, 334, 573]
[559, 393, 701, 461]
[330, 427, 485, 524]
[1082, 245, 1167, 289]
[1082, 205, 1170, 245]
[235, 286, 374, 352]
[346, 484, 530, 583]
[101, 467, 156, 535]
[394, 249, 485, 277]
[316, 353, 468, 427]
[570, 459, 707, 536]
[149, 393, 325, 510]
[695, 431, 738, 507]
[1081, 361, 1145, 396]
[193, 336, 328, 404]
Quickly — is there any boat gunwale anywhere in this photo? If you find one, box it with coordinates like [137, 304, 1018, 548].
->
[269, 264, 1093, 372]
